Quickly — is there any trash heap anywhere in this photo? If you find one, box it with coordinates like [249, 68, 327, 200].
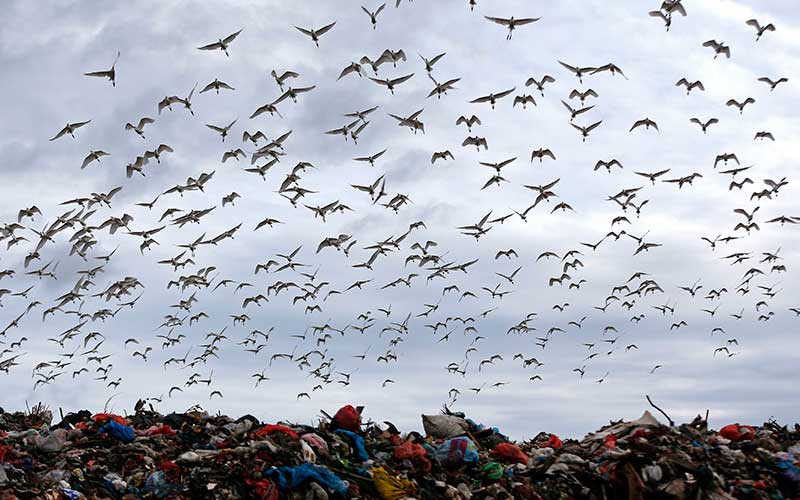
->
[0, 401, 798, 499]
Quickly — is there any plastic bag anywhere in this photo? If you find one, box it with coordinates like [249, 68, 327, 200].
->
[254, 424, 299, 439]
[331, 405, 361, 432]
[144, 470, 183, 498]
[482, 462, 504, 481]
[98, 420, 135, 443]
[264, 462, 349, 496]
[92, 413, 128, 426]
[35, 429, 68, 452]
[435, 437, 479, 466]
[421, 414, 470, 439]
[394, 440, 431, 472]
[491, 442, 528, 464]
[335, 429, 369, 462]
[302, 433, 330, 456]
[245, 478, 279, 500]
[301, 439, 317, 463]
[545, 434, 563, 448]
[720, 423, 755, 442]
[372, 466, 416, 500]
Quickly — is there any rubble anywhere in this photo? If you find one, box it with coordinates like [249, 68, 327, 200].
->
[0, 401, 798, 499]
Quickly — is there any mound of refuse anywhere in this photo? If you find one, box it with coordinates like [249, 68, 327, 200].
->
[0, 401, 798, 499]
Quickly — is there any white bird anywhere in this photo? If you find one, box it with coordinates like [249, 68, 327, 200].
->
[125, 117, 155, 139]
[50, 121, 91, 141]
[200, 78, 235, 94]
[83, 51, 120, 86]
[81, 150, 110, 169]
[362, 4, 386, 29]
[484, 16, 541, 40]
[206, 119, 237, 142]
[295, 22, 337, 47]
[197, 29, 244, 56]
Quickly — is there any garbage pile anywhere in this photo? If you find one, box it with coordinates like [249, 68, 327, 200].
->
[0, 400, 798, 499]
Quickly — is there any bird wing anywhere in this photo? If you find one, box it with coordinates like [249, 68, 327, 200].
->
[429, 52, 446, 65]
[338, 64, 359, 79]
[495, 87, 516, 98]
[558, 61, 579, 73]
[317, 22, 337, 35]
[84, 70, 111, 78]
[484, 16, 510, 26]
[369, 77, 389, 87]
[389, 73, 414, 86]
[586, 120, 603, 132]
[222, 28, 243, 44]
[198, 41, 223, 50]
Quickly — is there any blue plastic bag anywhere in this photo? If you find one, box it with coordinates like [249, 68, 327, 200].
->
[60, 488, 83, 499]
[335, 429, 369, 462]
[98, 420, 135, 443]
[264, 462, 349, 495]
[145, 470, 184, 498]
[435, 437, 479, 466]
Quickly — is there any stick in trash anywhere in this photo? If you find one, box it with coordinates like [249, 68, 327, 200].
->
[646, 395, 675, 427]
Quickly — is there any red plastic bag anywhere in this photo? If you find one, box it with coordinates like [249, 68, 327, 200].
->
[491, 443, 529, 464]
[720, 423, 755, 441]
[545, 434, 563, 448]
[138, 424, 176, 436]
[604, 434, 617, 449]
[331, 405, 362, 432]
[394, 440, 424, 459]
[254, 424, 299, 439]
[92, 413, 128, 426]
[394, 440, 432, 472]
[246, 478, 279, 500]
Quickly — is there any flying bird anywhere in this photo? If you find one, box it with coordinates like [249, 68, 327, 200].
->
[484, 16, 541, 40]
[745, 19, 775, 41]
[571, 120, 602, 141]
[197, 28, 244, 56]
[295, 22, 337, 47]
[702, 40, 730, 59]
[83, 51, 120, 86]
[689, 117, 718, 134]
[362, 4, 386, 29]
[50, 121, 91, 141]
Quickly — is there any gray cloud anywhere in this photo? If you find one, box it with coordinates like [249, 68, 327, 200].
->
[1, 0, 799, 439]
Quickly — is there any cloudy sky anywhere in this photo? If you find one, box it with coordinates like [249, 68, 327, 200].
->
[1, 0, 799, 439]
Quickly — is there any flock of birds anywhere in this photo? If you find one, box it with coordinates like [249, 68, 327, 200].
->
[1, 0, 797, 415]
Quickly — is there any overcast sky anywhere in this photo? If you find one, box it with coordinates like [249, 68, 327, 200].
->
[1, 0, 799, 439]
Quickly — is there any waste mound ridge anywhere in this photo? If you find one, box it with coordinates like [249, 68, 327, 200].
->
[1, 402, 798, 499]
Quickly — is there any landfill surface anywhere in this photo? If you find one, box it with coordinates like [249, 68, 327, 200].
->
[0, 401, 798, 499]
